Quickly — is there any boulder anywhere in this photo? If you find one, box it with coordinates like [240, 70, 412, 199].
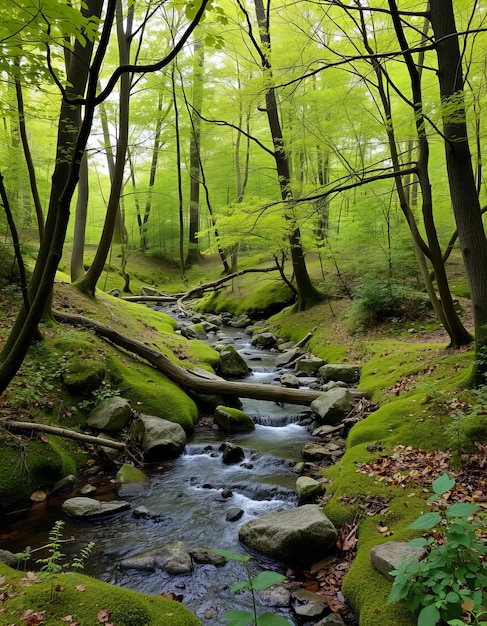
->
[228, 314, 252, 328]
[301, 443, 342, 463]
[62, 358, 106, 394]
[0, 549, 20, 568]
[50, 474, 76, 495]
[239, 504, 337, 566]
[280, 373, 300, 388]
[120, 540, 192, 575]
[220, 441, 245, 465]
[96, 432, 123, 461]
[319, 363, 362, 384]
[133, 414, 186, 461]
[275, 347, 305, 367]
[87, 396, 132, 433]
[214, 406, 255, 432]
[370, 541, 427, 581]
[226, 507, 244, 522]
[294, 356, 325, 375]
[180, 323, 207, 340]
[115, 464, 150, 497]
[251, 332, 278, 349]
[218, 345, 250, 378]
[190, 548, 226, 566]
[310, 388, 355, 424]
[62, 497, 130, 519]
[296, 476, 326, 504]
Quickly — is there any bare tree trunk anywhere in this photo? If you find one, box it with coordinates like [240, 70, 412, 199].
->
[70, 152, 89, 281]
[429, 0, 487, 382]
[76, 0, 133, 296]
[249, 0, 323, 310]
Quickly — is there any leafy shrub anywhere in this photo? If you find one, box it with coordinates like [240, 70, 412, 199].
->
[347, 279, 430, 332]
[388, 473, 487, 626]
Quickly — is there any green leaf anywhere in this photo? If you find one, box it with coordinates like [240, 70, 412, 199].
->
[251, 571, 287, 590]
[432, 473, 455, 496]
[408, 512, 442, 530]
[223, 610, 253, 626]
[418, 604, 441, 626]
[445, 503, 480, 518]
[257, 613, 294, 625]
[231, 581, 251, 593]
[211, 549, 250, 563]
[388, 582, 410, 604]
[408, 537, 429, 547]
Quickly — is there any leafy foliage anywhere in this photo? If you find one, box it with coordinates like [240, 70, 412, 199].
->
[212, 549, 292, 626]
[388, 473, 487, 626]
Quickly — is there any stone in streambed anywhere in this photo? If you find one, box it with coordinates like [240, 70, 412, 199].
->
[214, 405, 255, 432]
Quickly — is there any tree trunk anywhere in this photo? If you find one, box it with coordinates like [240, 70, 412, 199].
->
[76, 0, 132, 297]
[185, 38, 204, 268]
[70, 152, 89, 281]
[429, 0, 487, 383]
[252, 0, 323, 311]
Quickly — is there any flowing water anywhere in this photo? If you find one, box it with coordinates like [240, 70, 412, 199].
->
[1, 313, 319, 624]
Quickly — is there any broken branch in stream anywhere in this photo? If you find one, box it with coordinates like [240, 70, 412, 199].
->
[52, 310, 366, 406]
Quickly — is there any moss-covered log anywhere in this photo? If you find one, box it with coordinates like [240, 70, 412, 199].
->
[53, 310, 365, 406]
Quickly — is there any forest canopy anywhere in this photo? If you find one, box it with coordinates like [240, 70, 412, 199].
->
[1, 0, 487, 388]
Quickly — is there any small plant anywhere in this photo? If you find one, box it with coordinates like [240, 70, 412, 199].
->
[35, 520, 95, 603]
[212, 549, 293, 626]
[388, 473, 487, 626]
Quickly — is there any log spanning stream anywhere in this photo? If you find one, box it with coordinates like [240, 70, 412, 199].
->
[1, 310, 323, 625]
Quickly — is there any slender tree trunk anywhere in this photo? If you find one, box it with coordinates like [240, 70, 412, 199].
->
[430, 0, 487, 382]
[70, 152, 89, 281]
[172, 63, 185, 279]
[14, 69, 44, 243]
[185, 38, 204, 267]
[76, 0, 132, 296]
[252, 0, 322, 310]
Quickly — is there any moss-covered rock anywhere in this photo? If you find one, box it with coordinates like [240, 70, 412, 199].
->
[0, 563, 201, 625]
[61, 357, 106, 394]
[115, 463, 150, 496]
[214, 405, 255, 432]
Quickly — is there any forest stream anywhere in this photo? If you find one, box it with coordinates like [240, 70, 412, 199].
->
[0, 308, 332, 625]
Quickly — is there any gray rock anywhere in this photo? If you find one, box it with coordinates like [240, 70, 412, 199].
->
[296, 476, 326, 504]
[132, 506, 164, 521]
[301, 443, 339, 462]
[292, 588, 328, 617]
[259, 585, 291, 607]
[218, 345, 250, 378]
[107, 288, 121, 297]
[88, 396, 132, 433]
[121, 540, 192, 575]
[321, 380, 348, 392]
[319, 364, 362, 384]
[312, 424, 340, 437]
[50, 474, 76, 495]
[62, 497, 130, 519]
[133, 414, 186, 461]
[251, 332, 278, 349]
[226, 507, 244, 522]
[310, 388, 355, 424]
[79, 484, 96, 495]
[280, 372, 300, 388]
[228, 314, 252, 328]
[190, 548, 226, 566]
[115, 464, 150, 497]
[294, 356, 325, 375]
[239, 504, 338, 566]
[214, 406, 255, 432]
[0, 549, 20, 567]
[370, 541, 427, 581]
[96, 432, 123, 461]
[220, 441, 245, 465]
[275, 347, 305, 367]
[315, 613, 346, 625]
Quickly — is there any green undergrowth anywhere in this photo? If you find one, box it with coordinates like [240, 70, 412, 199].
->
[0, 563, 201, 625]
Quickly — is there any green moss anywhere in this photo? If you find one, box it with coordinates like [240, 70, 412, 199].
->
[106, 355, 198, 431]
[0, 437, 78, 512]
[0, 564, 201, 625]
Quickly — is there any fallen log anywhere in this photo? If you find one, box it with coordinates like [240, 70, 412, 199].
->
[53, 310, 366, 406]
[1, 418, 142, 465]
